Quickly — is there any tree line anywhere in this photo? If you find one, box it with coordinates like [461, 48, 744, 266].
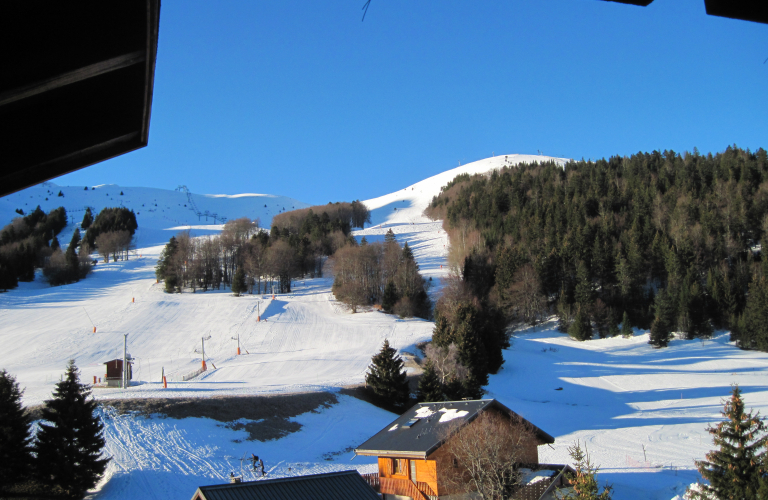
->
[0, 363, 108, 499]
[156, 202, 376, 298]
[44, 207, 138, 287]
[332, 230, 431, 318]
[0, 206, 67, 289]
[0, 205, 139, 289]
[426, 146, 768, 349]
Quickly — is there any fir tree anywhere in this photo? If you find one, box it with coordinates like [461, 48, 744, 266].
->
[69, 227, 81, 249]
[557, 441, 612, 500]
[50, 234, 60, 252]
[569, 305, 593, 341]
[231, 267, 246, 297]
[360, 236, 367, 246]
[649, 288, 673, 348]
[738, 276, 768, 351]
[382, 281, 398, 313]
[34, 360, 109, 499]
[0, 369, 33, 489]
[691, 385, 767, 500]
[620, 311, 633, 338]
[65, 244, 80, 283]
[155, 236, 178, 282]
[574, 260, 594, 306]
[80, 208, 92, 230]
[384, 229, 397, 245]
[365, 340, 410, 408]
[607, 308, 620, 337]
[416, 360, 443, 403]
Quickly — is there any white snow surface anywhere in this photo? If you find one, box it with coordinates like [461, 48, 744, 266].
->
[1, 154, 759, 499]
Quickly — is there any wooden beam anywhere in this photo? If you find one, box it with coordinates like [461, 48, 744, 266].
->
[0, 51, 146, 107]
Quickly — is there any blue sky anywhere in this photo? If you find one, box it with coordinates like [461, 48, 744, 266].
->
[59, 0, 767, 205]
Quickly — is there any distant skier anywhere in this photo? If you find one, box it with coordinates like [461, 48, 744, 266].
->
[259, 459, 265, 476]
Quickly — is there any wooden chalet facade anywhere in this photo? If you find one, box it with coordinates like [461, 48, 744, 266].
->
[355, 399, 572, 500]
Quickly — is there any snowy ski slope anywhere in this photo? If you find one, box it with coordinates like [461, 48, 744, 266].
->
[3, 154, 764, 499]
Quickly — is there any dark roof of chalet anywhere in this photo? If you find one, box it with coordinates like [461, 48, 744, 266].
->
[0, 0, 161, 197]
[355, 399, 555, 460]
[191, 470, 380, 500]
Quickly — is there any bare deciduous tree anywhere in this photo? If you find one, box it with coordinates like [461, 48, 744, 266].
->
[423, 343, 468, 385]
[437, 411, 537, 500]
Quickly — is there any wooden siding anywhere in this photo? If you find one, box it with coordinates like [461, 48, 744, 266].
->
[414, 459, 438, 496]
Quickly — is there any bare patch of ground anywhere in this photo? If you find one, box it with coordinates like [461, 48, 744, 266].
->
[28, 392, 338, 442]
[339, 373, 421, 415]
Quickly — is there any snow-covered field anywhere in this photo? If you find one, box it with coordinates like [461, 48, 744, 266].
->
[2, 154, 762, 499]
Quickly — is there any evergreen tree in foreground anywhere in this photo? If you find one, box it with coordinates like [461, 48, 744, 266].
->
[690, 385, 767, 500]
[416, 360, 444, 403]
[0, 369, 33, 489]
[34, 360, 109, 499]
[365, 340, 410, 408]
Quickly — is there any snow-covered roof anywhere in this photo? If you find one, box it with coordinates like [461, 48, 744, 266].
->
[354, 399, 555, 459]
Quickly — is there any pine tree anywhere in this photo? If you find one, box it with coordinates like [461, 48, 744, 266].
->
[365, 340, 410, 408]
[649, 289, 673, 348]
[69, 227, 81, 249]
[50, 234, 60, 252]
[739, 276, 768, 351]
[416, 360, 443, 403]
[382, 281, 398, 313]
[691, 385, 767, 500]
[155, 236, 178, 282]
[574, 260, 594, 306]
[0, 370, 33, 489]
[81, 208, 92, 230]
[620, 311, 633, 338]
[569, 305, 593, 341]
[360, 236, 368, 246]
[557, 441, 612, 500]
[231, 267, 246, 297]
[384, 229, 397, 245]
[34, 360, 109, 499]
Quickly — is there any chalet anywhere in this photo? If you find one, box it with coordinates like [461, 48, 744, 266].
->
[354, 399, 573, 500]
[189, 470, 380, 500]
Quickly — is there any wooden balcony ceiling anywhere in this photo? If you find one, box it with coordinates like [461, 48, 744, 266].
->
[0, 0, 161, 197]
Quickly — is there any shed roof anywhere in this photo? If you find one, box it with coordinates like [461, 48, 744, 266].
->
[355, 399, 555, 459]
[191, 470, 380, 500]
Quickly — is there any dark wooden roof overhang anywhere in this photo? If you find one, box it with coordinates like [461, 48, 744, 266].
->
[0, 0, 161, 197]
[601, 0, 768, 24]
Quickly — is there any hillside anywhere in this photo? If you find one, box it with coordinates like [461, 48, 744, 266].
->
[0, 182, 309, 251]
[2, 154, 764, 500]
